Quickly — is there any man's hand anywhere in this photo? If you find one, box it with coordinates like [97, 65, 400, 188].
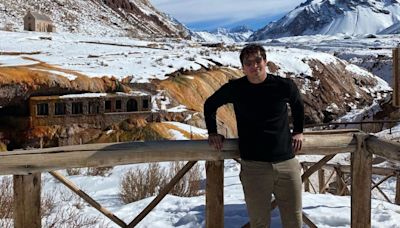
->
[208, 133, 225, 151]
[292, 133, 303, 154]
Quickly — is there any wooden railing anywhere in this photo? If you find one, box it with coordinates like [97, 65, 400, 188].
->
[1, 129, 400, 228]
[301, 162, 400, 204]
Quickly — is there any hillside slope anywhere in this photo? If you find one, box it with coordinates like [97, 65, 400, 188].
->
[0, 0, 190, 38]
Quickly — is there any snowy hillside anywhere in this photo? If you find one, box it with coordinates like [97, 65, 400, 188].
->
[0, 30, 392, 126]
[249, 0, 400, 40]
[256, 33, 400, 85]
[194, 26, 253, 43]
[0, 0, 190, 38]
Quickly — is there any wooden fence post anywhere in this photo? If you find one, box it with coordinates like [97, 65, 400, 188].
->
[13, 173, 41, 228]
[351, 133, 372, 228]
[206, 160, 224, 228]
[302, 164, 310, 192]
[318, 169, 325, 193]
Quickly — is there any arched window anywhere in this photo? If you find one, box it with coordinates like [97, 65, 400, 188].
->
[127, 99, 138, 112]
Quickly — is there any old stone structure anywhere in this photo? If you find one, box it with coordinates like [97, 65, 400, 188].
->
[24, 11, 55, 32]
[29, 93, 153, 127]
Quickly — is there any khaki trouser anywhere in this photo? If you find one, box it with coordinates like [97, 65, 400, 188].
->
[240, 157, 303, 228]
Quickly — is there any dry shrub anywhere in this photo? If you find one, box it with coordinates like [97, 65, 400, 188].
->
[119, 162, 203, 204]
[2, 23, 13, 31]
[43, 208, 100, 228]
[120, 163, 167, 204]
[41, 192, 57, 217]
[42, 187, 102, 228]
[86, 167, 113, 176]
[66, 168, 82, 176]
[168, 162, 202, 197]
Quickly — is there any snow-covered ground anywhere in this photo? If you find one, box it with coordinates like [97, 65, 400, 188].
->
[38, 159, 400, 228]
[0, 30, 395, 86]
[1, 30, 400, 227]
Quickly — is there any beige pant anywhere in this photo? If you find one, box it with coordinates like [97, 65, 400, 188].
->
[240, 157, 303, 228]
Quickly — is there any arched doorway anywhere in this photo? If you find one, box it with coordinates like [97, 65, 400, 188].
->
[127, 99, 138, 112]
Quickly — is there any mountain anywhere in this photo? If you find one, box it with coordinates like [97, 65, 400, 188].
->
[194, 26, 253, 43]
[0, 0, 190, 38]
[379, 21, 400, 34]
[248, 0, 400, 40]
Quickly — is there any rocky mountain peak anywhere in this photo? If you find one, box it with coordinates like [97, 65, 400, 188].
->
[248, 0, 400, 40]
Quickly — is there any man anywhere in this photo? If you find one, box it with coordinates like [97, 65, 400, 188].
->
[204, 44, 304, 228]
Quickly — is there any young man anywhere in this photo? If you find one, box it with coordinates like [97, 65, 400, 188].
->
[204, 44, 304, 228]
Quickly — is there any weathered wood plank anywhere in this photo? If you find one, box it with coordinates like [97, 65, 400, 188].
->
[206, 161, 224, 228]
[301, 162, 398, 176]
[49, 171, 127, 227]
[302, 164, 310, 192]
[318, 169, 326, 193]
[371, 179, 392, 203]
[301, 155, 336, 181]
[366, 135, 400, 162]
[13, 173, 41, 228]
[0, 130, 359, 175]
[351, 133, 372, 228]
[303, 213, 318, 228]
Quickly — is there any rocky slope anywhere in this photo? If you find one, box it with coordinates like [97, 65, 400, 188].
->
[0, 0, 190, 38]
[249, 0, 400, 40]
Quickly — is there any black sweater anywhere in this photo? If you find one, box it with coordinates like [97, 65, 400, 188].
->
[204, 74, 304, 162]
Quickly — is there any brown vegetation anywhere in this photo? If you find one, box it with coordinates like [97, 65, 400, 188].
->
[120, 163, 167, 204]
[119, 161, 203, 204]
[158, 68, 242, 137]
[168, 162, 202, 197]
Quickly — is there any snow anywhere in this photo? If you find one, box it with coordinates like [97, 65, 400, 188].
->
[0, 56, 37, 66]
[27, 68, 78, 80]
[167, 122, 208, 139]
[17, 157, 395, 227]
[167, 105, 188, 113]
[252, 0, 400, 39]
[60, 93, 108, 98]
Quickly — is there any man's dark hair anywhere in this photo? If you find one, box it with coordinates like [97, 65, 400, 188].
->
[239, 44, 266, 65]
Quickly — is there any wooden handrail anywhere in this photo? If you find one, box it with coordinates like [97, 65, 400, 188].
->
[0, 130, 359, 175]
[301, 162, 399, 176]
[5, 129, 400, 228]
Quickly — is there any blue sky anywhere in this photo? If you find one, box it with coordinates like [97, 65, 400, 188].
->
[149, 0, 304, 31]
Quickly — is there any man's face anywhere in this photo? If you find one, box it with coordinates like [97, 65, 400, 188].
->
[242, 52, 267, 83]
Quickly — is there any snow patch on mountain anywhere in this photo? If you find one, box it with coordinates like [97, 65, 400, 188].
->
[249, 0, 400, 40]
[194, 26, 253, 43]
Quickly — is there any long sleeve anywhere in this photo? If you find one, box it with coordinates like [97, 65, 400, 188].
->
[204, 83, 233, 134]
[288, 80, 304, 134]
